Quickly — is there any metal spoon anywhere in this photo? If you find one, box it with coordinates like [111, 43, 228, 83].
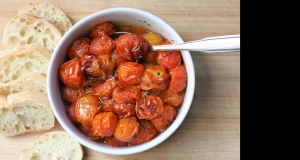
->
[113, 32, 240, 53]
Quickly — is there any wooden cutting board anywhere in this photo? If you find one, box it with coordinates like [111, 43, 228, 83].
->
[0, 0, 240, 160]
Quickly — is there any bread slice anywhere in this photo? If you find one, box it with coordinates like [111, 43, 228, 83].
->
[0, 73, 47, 96]
[18, 0, 72, 35]
[0, 91, 55, 136]
[0, 44, 51, 83]
[2, 14, 62, 54]
[19, 131, 83, 160]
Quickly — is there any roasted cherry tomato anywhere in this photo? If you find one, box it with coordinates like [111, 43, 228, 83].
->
[129, 119, 157, 145]
[90, 34, 115, 56]
[97, 53, 115, 73]
[156, 40, 182, 69]
[59, 58, 83, 88]
[143, 51, 158, 62]
[114, 103, 136, 118]
[78, 125, 101, 141]
[116, 62, 144, 86]
[115, 33, 148, 62]
[114, 117, 140, 142]
[75, 95, 100, 126]
[112, 86, 140, 104]
[136, 94, 164, 120]
[66, 103, 80, 125]
[168, 64, 187, 92]
[80, 54, 106, 81]
[92, 112, 118, 137]
[162, 104, 177, 122]
[105, 136, 127, 147]
[67, 37, 91, 59]
[139, 65, 170, 91]
[89, 77, 117, 98]
[62, 85, 91, 102]
[110, 49, 128, 69]
[100, 98, 115, 113]
[161, 89, 185, 108]
[89, 21, 116, 38]
[142, 33, 164, 46]
[150, 114, 168, 132]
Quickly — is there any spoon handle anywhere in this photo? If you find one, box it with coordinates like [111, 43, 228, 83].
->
[150, 34, 240, 53]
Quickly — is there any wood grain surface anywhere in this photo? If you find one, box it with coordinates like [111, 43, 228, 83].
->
[0, 0, 240, 159]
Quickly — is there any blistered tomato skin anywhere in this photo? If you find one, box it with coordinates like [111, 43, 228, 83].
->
[105, 136, 127, 147]
[129, 119, 157, 145]
[66, 103, 80, 125]
[89, 77, 117, 98]
[92, 112, 118, 137]
[80, 54, 106, 81]
[169, 64, 188, 93]
[90, 21, 116, 38]
[157, 50, 182, 70]
[116, 62, 145, 86]
[67, 37, 91, 59]
[161, 89, 185, 108]
[115, 33, 148, 62]
[114, 117, 140, 142]
[139, 65, 170, 91]
[75, 95, 100, 126]
[90, 34, 115, 56]
[59, 58, 83, 88]
[136, 94, 164, 120]
[112, 86, 140, 104]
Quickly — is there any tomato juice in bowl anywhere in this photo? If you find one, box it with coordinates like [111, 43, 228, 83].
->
[48, 8, 195, 155]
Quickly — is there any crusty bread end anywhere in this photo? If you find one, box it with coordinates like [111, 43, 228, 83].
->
[18, 0, 72, 35]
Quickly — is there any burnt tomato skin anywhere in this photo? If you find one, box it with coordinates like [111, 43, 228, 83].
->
[115, 33, 148, 62]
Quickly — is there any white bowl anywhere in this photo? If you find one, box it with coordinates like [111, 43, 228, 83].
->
[47, 7, 195, 155]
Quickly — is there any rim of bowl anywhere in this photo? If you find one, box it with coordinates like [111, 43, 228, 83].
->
[48, 7, 195, 155]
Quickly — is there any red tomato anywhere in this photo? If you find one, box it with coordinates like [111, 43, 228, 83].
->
[162, 104, 177, 122]
[92, 112, 118, 137]
[161, 89, 185, 108]
[114, 103, 136, 118]
[156, 40, 182, 70]
[78, 125, 101, 141]
[100, 99, 115, 113]
[75, 95, 100, 126]
[112, 86, 140, 104]
[89, 21, 116, 38]
[110, 49, 128, 69]
[59, 58, 83, 88]
[90, 34, 115, 56]
[89, 77, 117, 98]
[139, 65, 170, 91]
[97, 53, 115, 73]
[80, 54, 106, 81]
[136, 94, 164, 120]
[105, 136, 127, 147]
[116, 62, 144, 86]
[62, 85, 91, 102]
[150, 115, 168, 132]
[67, 37, 91, 59]
[66, 103, 80, 125]
[115, 33, 148, 61]
[114, 117, 140, 142]
[169, 64, 187, 92]
[129, 119, 157, 145]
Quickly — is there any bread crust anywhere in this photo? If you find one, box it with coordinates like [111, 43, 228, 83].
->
[2, 14, 62, 54]
[0, 91, 55, 136]
[0, 44, 51, 83]
[17, 0, 72, 35]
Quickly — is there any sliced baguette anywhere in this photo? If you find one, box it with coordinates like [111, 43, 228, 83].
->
[2, 14, 62, 54]
[0, 73, 47, 96]
[20, 131, 83, 160]
[0, 91, 55, 136]
[18, 0, 72, 35]
[0, 44, 51, 83]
